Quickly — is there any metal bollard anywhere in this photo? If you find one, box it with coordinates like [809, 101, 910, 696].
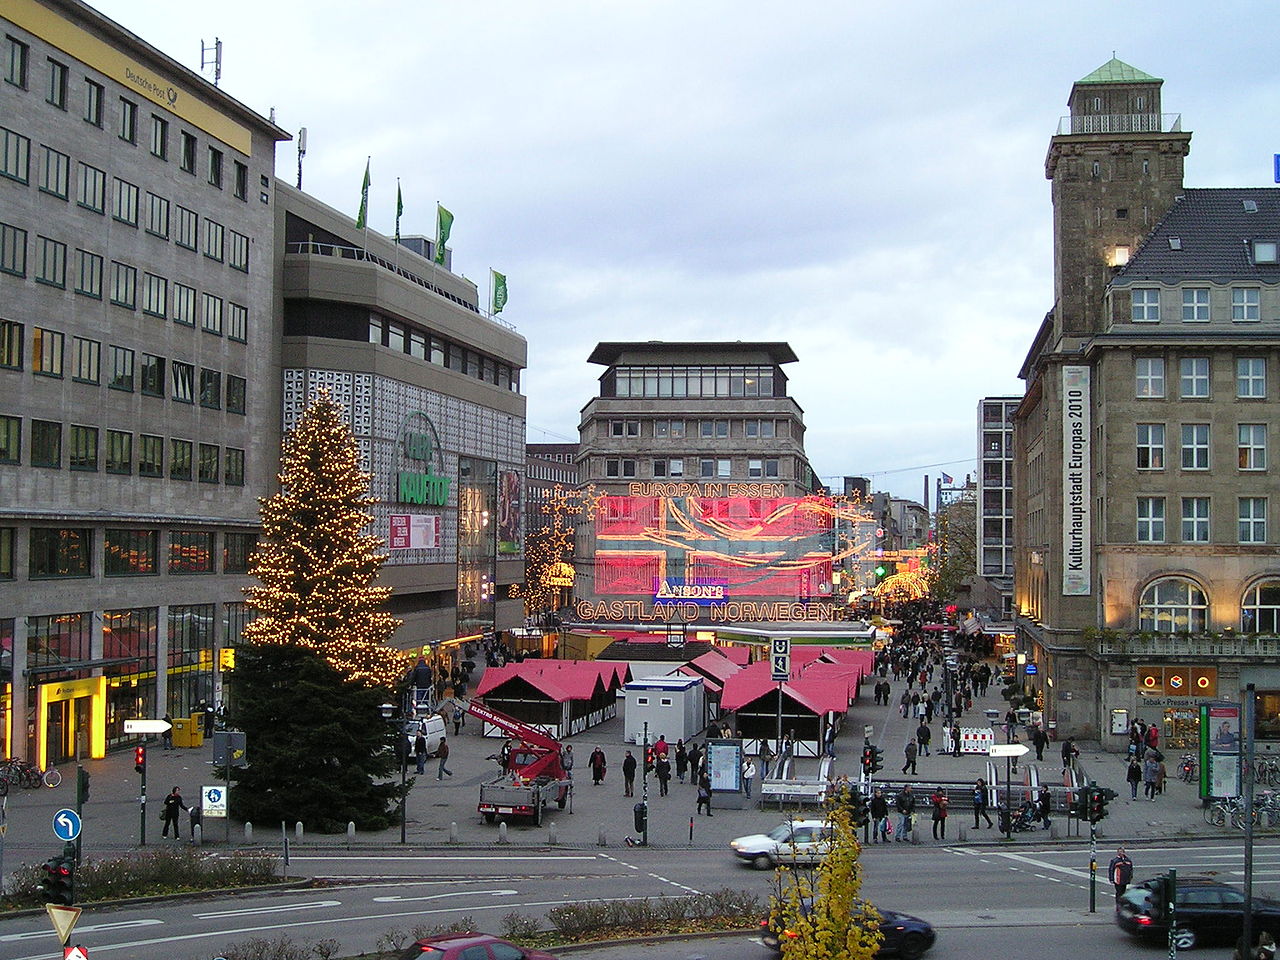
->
[193, 824, 202, 847]
[449, 821, 458, 843]
[497, 822, 509, 845]
[548, 822, 557, 845]
[295, 822, 304, 842]
[347, 822, 355, 845]
[244, 822, 253, 843]
[598, 827, 608, 847]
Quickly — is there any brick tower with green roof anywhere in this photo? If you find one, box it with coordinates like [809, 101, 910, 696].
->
[1045, 57, 1192, 337]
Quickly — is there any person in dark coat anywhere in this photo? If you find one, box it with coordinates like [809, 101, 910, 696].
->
[1037, 785, 1053, 830]
[162, 786, 188, 839]
[675, 740, 689, 782]
[655, 754, 672, 796]
[870, 787, 890, 842]
[902, 739, 918, 775]
[1031, 724, 1049, 761]
[414, 730, 428, 775]
[696, 774, 713, 816]
[1109, 847, 1134, 900]
[622, 750, 637, 797]
[973, 778, 993, 828]
[589, 747, 607, 785]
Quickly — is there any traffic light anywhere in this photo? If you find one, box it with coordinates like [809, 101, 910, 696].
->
[40, 855, 73, 905]
[869, 745, 884, 774]
[1089, 787, 1116, 823]
[77, 767, 91, 804]
[849, 788, 869, 828]
[644, 746, 654, 773]
[860, 743, 873, 773]
[134, 744, 146, 775]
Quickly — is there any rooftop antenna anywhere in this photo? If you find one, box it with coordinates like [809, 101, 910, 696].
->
[296, 127, 307, 190]
[200, 37, 222, 86]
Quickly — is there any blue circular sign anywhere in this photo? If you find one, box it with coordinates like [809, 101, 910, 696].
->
[52, 808, 81, 842]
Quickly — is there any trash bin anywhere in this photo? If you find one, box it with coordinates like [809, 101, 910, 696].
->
[172, 716, 193, 748]
[984, 709, 1001, 724]
[633, 802, 647, 834]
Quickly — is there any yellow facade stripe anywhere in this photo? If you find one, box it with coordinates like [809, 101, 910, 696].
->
[6, 0, 253, 155]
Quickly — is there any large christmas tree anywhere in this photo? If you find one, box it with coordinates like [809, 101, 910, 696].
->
[231, 389, 409, 830]
[243, 388, 405, 685]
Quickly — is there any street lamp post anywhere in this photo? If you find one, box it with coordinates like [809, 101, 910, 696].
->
[380, 703, 408, 845]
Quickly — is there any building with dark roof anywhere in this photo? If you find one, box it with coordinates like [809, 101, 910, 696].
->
[1013, 58, 1280, 746]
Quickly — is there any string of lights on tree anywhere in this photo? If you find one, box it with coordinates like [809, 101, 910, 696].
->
[244, 388, 407, 688]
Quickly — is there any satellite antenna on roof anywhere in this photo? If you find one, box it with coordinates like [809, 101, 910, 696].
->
[201, 37, 222, 87]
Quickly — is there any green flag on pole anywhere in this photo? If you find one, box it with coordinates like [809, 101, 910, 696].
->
[355, 158, 371, 230]
[491, 269, 508, 314]
[395, 181, 403, 243]
[434, 204, 453, 264]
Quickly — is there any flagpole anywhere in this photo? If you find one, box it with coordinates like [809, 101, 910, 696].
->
[393, 178, 401, 275]
[362, 155, 370, 256]
[427, 200, 441, 292]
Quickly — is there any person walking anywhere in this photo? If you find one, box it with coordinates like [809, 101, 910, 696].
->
[436, 737, 453, 779]
[162, 713, 174, 751]
[1037, 784, 1053, 831]
[675, 740, 689, 782]
[1061, 738, 1079, 774]
[870, 787, 890, 842]
[622, 750, 637, 797]
[758, 739, 773, 780]
[742, 758, 756, 800]
[696, 774, 713, 816]
[898, 690, 911, 719]
[930, 788, 949, 840]
[972, 778, 993, 828]
[1126, 757, 1143, 799]
[1109, 847, 1134, 901]
[162, 786, 188, 840]
[655, 754, 672, 796]
[1143, 754, 1160, 800]
[895, 784, 916, 841]
[561, 744, 575, 780]
[951, 723, 962, 757]
[414, 729, 428, 775]
[1031, 724, 1048, 762]
[687, 742, 702, 782]
[902, 739, 918, 776]
[452, 703, 464, 736]
[589, 747, 607, 786]
[916, 722, 931, 757]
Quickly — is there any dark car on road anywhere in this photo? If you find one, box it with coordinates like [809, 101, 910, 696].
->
[400, 932, 560, 960]
[1116, 875, 1280, 950]
[761, 901, 935, 959]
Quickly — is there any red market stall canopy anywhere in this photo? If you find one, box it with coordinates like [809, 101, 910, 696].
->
[474, 660, 631, 738]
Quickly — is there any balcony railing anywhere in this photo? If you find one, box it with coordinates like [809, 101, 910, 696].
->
[1092, 631, 1280, 658]
[1056, 113, 1182, 136]
[285, 241, 516, 331]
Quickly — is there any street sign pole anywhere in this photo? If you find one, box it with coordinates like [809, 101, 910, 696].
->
[771, 637, 791, 776]
[1089, 812, 1097, 913]
[987, 743, 1028, 840]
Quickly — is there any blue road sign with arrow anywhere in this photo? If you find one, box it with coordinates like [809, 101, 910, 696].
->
[53, 808, 81, 842]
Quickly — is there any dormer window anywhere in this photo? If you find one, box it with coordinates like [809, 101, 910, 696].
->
[1244, 199, 1259, 214]
[1254, 241, 1278, 264]
[1169, 237, 1182, 250]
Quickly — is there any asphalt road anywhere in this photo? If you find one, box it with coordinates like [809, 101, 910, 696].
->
[6, 839, 1280, 960]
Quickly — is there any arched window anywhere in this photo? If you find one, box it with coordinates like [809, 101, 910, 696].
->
[1242, 580, 1280, 633]
[1138, 577, 1207, 633]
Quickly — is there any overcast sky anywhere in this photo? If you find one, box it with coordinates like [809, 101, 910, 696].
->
[94, 1, 1280, 501]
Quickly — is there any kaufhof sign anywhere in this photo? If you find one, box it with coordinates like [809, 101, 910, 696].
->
[1137, 665, 1218, 698]
[654, 578, 726, 605]
[395, 412, 450, 507]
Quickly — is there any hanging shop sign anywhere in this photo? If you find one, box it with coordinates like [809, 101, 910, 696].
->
[1137, 665, 1217, 698]
[1061, 365, 1091, 596]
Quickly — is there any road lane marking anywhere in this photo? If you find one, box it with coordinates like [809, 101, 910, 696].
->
[373, 889, 518, 903]
[194, 900, 340, 919]
[1, 920, 163, 942]
[289, 855, 598, 861]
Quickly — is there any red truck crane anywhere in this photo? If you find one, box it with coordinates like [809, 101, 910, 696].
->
[466, 699, 573, 825]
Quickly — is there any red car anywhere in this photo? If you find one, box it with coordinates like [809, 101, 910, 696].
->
[400, 932, 560, 960]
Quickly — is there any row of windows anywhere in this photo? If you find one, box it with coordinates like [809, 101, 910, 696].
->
[1130, 286, 1272, 324]
[0, 526, 256, 580]
[1137, 577, 1280, 634]
[1135, 496, 1270, 544]
[603, 457, 782, 479]
[0, 416, 245, 484]
[1134, 422, 1271, 471]
[604, 418, 788, 440]
[0, 212, 250, 312]
[607, 365, 779, 399]
[0, 320, 247, 410]
[1135, 356, 1270, 399]
[2, 39, 253, 200]
[367, 317, 520, 392]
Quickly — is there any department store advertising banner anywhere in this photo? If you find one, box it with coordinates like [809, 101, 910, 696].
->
[1062, 365, 1091, 596]
[388, 514, 442, 550]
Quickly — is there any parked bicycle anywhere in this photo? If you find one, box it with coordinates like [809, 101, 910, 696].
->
[0, 758, 61, 795]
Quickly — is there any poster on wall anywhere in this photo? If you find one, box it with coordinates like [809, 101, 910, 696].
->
[705, 739, 743, 794]
[388, 514, 442, 550]
[497, 470, 522, 555]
